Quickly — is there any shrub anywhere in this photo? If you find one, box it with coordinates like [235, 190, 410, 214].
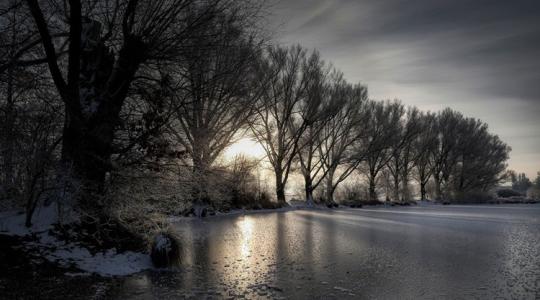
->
[497, 189, 522, 198]
[451, 191, 493, 204]
[527, 187, 540, 200]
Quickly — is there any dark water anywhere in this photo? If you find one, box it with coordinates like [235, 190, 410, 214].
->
[113, 205, 540, 299]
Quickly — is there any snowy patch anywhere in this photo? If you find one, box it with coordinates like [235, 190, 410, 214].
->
[46, 246, 152, 276]
[0, 204, 59, 235]
[154, 234, 172, 253]
[0, 205, 152, 277]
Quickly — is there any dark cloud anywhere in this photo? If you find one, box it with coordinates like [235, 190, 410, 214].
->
[270, 0, 540, 176]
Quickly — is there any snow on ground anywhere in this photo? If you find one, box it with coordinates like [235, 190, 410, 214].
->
[0, 204, 58, 235]
[154, 234, 173, 252]
[45, 246, 151, 276]
[0, 204, 152, 277]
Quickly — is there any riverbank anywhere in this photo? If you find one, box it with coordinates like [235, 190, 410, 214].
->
[0, 234, 121, 299]
[0, 205, 152, 278]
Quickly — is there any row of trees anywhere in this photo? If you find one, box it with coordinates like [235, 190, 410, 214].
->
[253, 80, 510, 205]
[508, 171, 540, 197]
[0, 0, 510, 229]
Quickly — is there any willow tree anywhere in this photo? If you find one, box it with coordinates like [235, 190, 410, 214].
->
[296, 62, 337, 205]
[167, 9, 264, 203]
[386, 105, 422, 202]
[361, 100, 402, 202]
[429, 108, 464, 201]
[320, 80, 368, 203]
[412, 112, 437, 201]
[23, 0, 229, 204]
[249, 45, 322, 205]
[452, 117, 510, 196]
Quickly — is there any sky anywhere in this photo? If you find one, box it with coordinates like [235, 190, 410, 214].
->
[268, 0, 540, 179]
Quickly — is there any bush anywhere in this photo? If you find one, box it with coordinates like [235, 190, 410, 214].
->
[451, 191, 493, 204]
[497, 189, 522, 198]
[360, 199, 384, 205]
[527, 187, 540, 200]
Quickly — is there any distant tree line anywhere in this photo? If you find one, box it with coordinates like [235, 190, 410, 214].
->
[0, 0, 512, 235]
[502, 171, 540, 199]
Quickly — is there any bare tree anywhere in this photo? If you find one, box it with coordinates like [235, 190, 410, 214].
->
[0, 1, 62, 226]
[296, 62, 337, 205]
[166, 8, 264, 204]
[386, 105, 422, 202]
[23, 0, 229, 205]
[0, 0, 44, 199]
[320, 80, 368, 203]
[384, 102, 406, 202]
[452, 117, 510, 196]
[249, 45, 322, 205]
[360, 100, 401, 202]
[429, 108, 463, 201]
[412, 112, 437, 201]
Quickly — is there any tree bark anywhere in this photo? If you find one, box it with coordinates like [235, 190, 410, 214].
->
[393, 175, 400, 202]
[325, 168, 335, 203]
[434, 173, 442, 201]
[420, 181, 427, 201]
[368, 176, 377, 202]
[61, 30, 145, 199]
[191, 154, 210, 205]
[304, 174, 314, 206]
[401, 175, 410, 202]
[275, 169, 287, 205]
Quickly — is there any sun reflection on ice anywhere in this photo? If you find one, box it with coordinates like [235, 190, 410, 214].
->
[238, 217, 254, 258]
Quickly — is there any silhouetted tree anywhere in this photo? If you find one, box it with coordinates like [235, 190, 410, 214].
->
[452, 117, 509, 196]
[412, 112, 437, 201]
[429, 108, 463, 201]
[24, 0, 229, 205]
[167, 9, 264, 204]
[320, 80, 368, 203]
[249, 45, 323, 205]
[511, 171, 532, 194]
[360, 100, 401, 202]
[296, 62, 339, 205]
[385, 103, 423, 202]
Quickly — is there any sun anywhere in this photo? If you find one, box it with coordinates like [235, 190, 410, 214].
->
[224, 137, 266, 159]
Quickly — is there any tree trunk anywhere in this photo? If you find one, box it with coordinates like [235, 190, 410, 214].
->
[60, 23, 145, 205]
[276, 184, 286, 205]
[434, 173, 442, 201]
[401, 174, 410, 202]
[61, 111, 116, 192]
[191, 155, 209, 205]
[368, 175, 377, 202]
[304, 175, 314, 206]
[420, 181, 427, 201]
[458, 155, 466, 193]
[275, 170, 287, 205]
[393, 175, 400, 202]
[325, 168, 335, 203]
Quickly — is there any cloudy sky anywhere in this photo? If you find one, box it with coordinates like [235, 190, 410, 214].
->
[269, 0, 540, 178]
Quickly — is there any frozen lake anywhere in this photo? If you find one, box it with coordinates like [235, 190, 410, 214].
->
[113, 204, 540, 299]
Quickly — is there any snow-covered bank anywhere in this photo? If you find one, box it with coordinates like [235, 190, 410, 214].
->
[0, 205, 152, 277]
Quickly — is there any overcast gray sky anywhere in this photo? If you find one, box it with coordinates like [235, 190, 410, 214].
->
[269, 0, 540, 179]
